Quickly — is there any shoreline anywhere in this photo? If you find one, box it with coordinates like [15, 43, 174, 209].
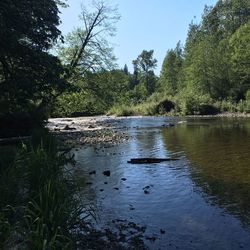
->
[1, 113, 249, 144]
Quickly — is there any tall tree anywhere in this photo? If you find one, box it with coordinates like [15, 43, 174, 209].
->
[229, 20, 250, 100]
[123, 64, 129, 75]
[0, 0, 68, 135]
[132, 50, 157, 95]
[58, 0, 120, 80]
[159, 42, 183, 95]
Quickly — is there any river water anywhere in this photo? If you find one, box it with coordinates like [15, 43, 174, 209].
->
[72, 117, 250, 249]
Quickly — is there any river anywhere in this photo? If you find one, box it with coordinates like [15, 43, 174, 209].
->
[70, 116, 250, 249]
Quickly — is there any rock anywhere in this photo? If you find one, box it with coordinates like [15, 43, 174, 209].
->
[129, 205, 135, 210]
[160, 229, 165, 234]
[103, 170, 111, 176]
[162, 123, 175, 127]
[88, 124, 95, 129]
[144, 190, 150, 194]
[104, 182, 108, 184]
[86, 182, 92, 185]
[114, 187, 119, 190]
[63, 125, 76, 130]
[121, 178, 127, 181]
[100, 189, 104, 192]
[145, 235, 157, 242]
[89, 170, 96, 175]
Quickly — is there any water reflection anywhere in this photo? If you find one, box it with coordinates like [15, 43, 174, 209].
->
[73, 117, 250, 249]
[164, 118, 250, 226]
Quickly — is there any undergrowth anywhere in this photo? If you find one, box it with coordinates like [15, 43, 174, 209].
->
[0, 130, 91, 249]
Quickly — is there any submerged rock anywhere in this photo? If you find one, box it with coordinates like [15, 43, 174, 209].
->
[103, 170, 111, 176]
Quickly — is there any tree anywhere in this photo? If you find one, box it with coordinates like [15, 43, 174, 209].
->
[0, 0, 68, 135]
[229, 20, 250, 100]
[58, 0, 120, 80]
[132, 50, 157, 95]
[123, 64, 129, 75]
[159, 42, 183, 95]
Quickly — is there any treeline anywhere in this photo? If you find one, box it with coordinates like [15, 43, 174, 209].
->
[157, 0, 250, 115]
[54, 0, 250, 117]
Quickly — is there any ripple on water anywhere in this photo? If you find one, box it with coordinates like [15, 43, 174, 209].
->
[74, 117, 250, 249]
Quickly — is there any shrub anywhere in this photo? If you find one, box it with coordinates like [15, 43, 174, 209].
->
[176, 89, 214, 115]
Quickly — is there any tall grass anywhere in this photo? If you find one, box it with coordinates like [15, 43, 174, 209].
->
[0, 130, 90, 249]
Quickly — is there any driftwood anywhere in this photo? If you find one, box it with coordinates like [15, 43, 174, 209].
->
[127, 158, 179, 164]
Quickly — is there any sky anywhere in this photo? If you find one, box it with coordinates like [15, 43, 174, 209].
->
[59, 0, 217, 75]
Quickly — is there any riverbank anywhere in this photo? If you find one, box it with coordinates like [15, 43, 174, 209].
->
[47, 116, 130, 147]
[186, 112, 250, 118]
[1, 113, 249, 146]
[46, 113, 250, 146]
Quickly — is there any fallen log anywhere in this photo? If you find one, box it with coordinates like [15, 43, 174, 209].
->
[127, 158, 179, 164]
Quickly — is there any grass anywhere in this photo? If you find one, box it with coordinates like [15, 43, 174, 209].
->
[0, 129, 90, 249]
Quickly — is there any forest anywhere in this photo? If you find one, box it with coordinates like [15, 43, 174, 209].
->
[0, 0, 250, 248]
[51, 0, 250, 117]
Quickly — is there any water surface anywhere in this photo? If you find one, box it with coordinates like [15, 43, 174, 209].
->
[73, 117, 250, 249]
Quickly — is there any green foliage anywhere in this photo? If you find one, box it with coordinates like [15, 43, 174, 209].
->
[52, 90, 106, 117]
[0, 0, 68, 135]
[0, 131, 89, 249]
[57, 0, 120, 80]
[229, 20, 250, 100]
[175, 89, 215, 115]
[154, 0, 250, 115]
[132, 50, 158, 96]
[159, 41, 183, 94]
[52, 69, 130, 117]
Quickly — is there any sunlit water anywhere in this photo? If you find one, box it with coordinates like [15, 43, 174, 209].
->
[72, 117, 250, 249]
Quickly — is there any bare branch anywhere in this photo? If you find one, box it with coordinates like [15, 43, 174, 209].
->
[59, 0, 120, 79]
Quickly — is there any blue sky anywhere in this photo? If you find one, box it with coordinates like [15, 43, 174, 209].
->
[59, 0, 217, 75]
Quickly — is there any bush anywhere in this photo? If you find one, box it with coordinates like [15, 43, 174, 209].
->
[52, 91, 107, 117]
[176, 89, 214, 115]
